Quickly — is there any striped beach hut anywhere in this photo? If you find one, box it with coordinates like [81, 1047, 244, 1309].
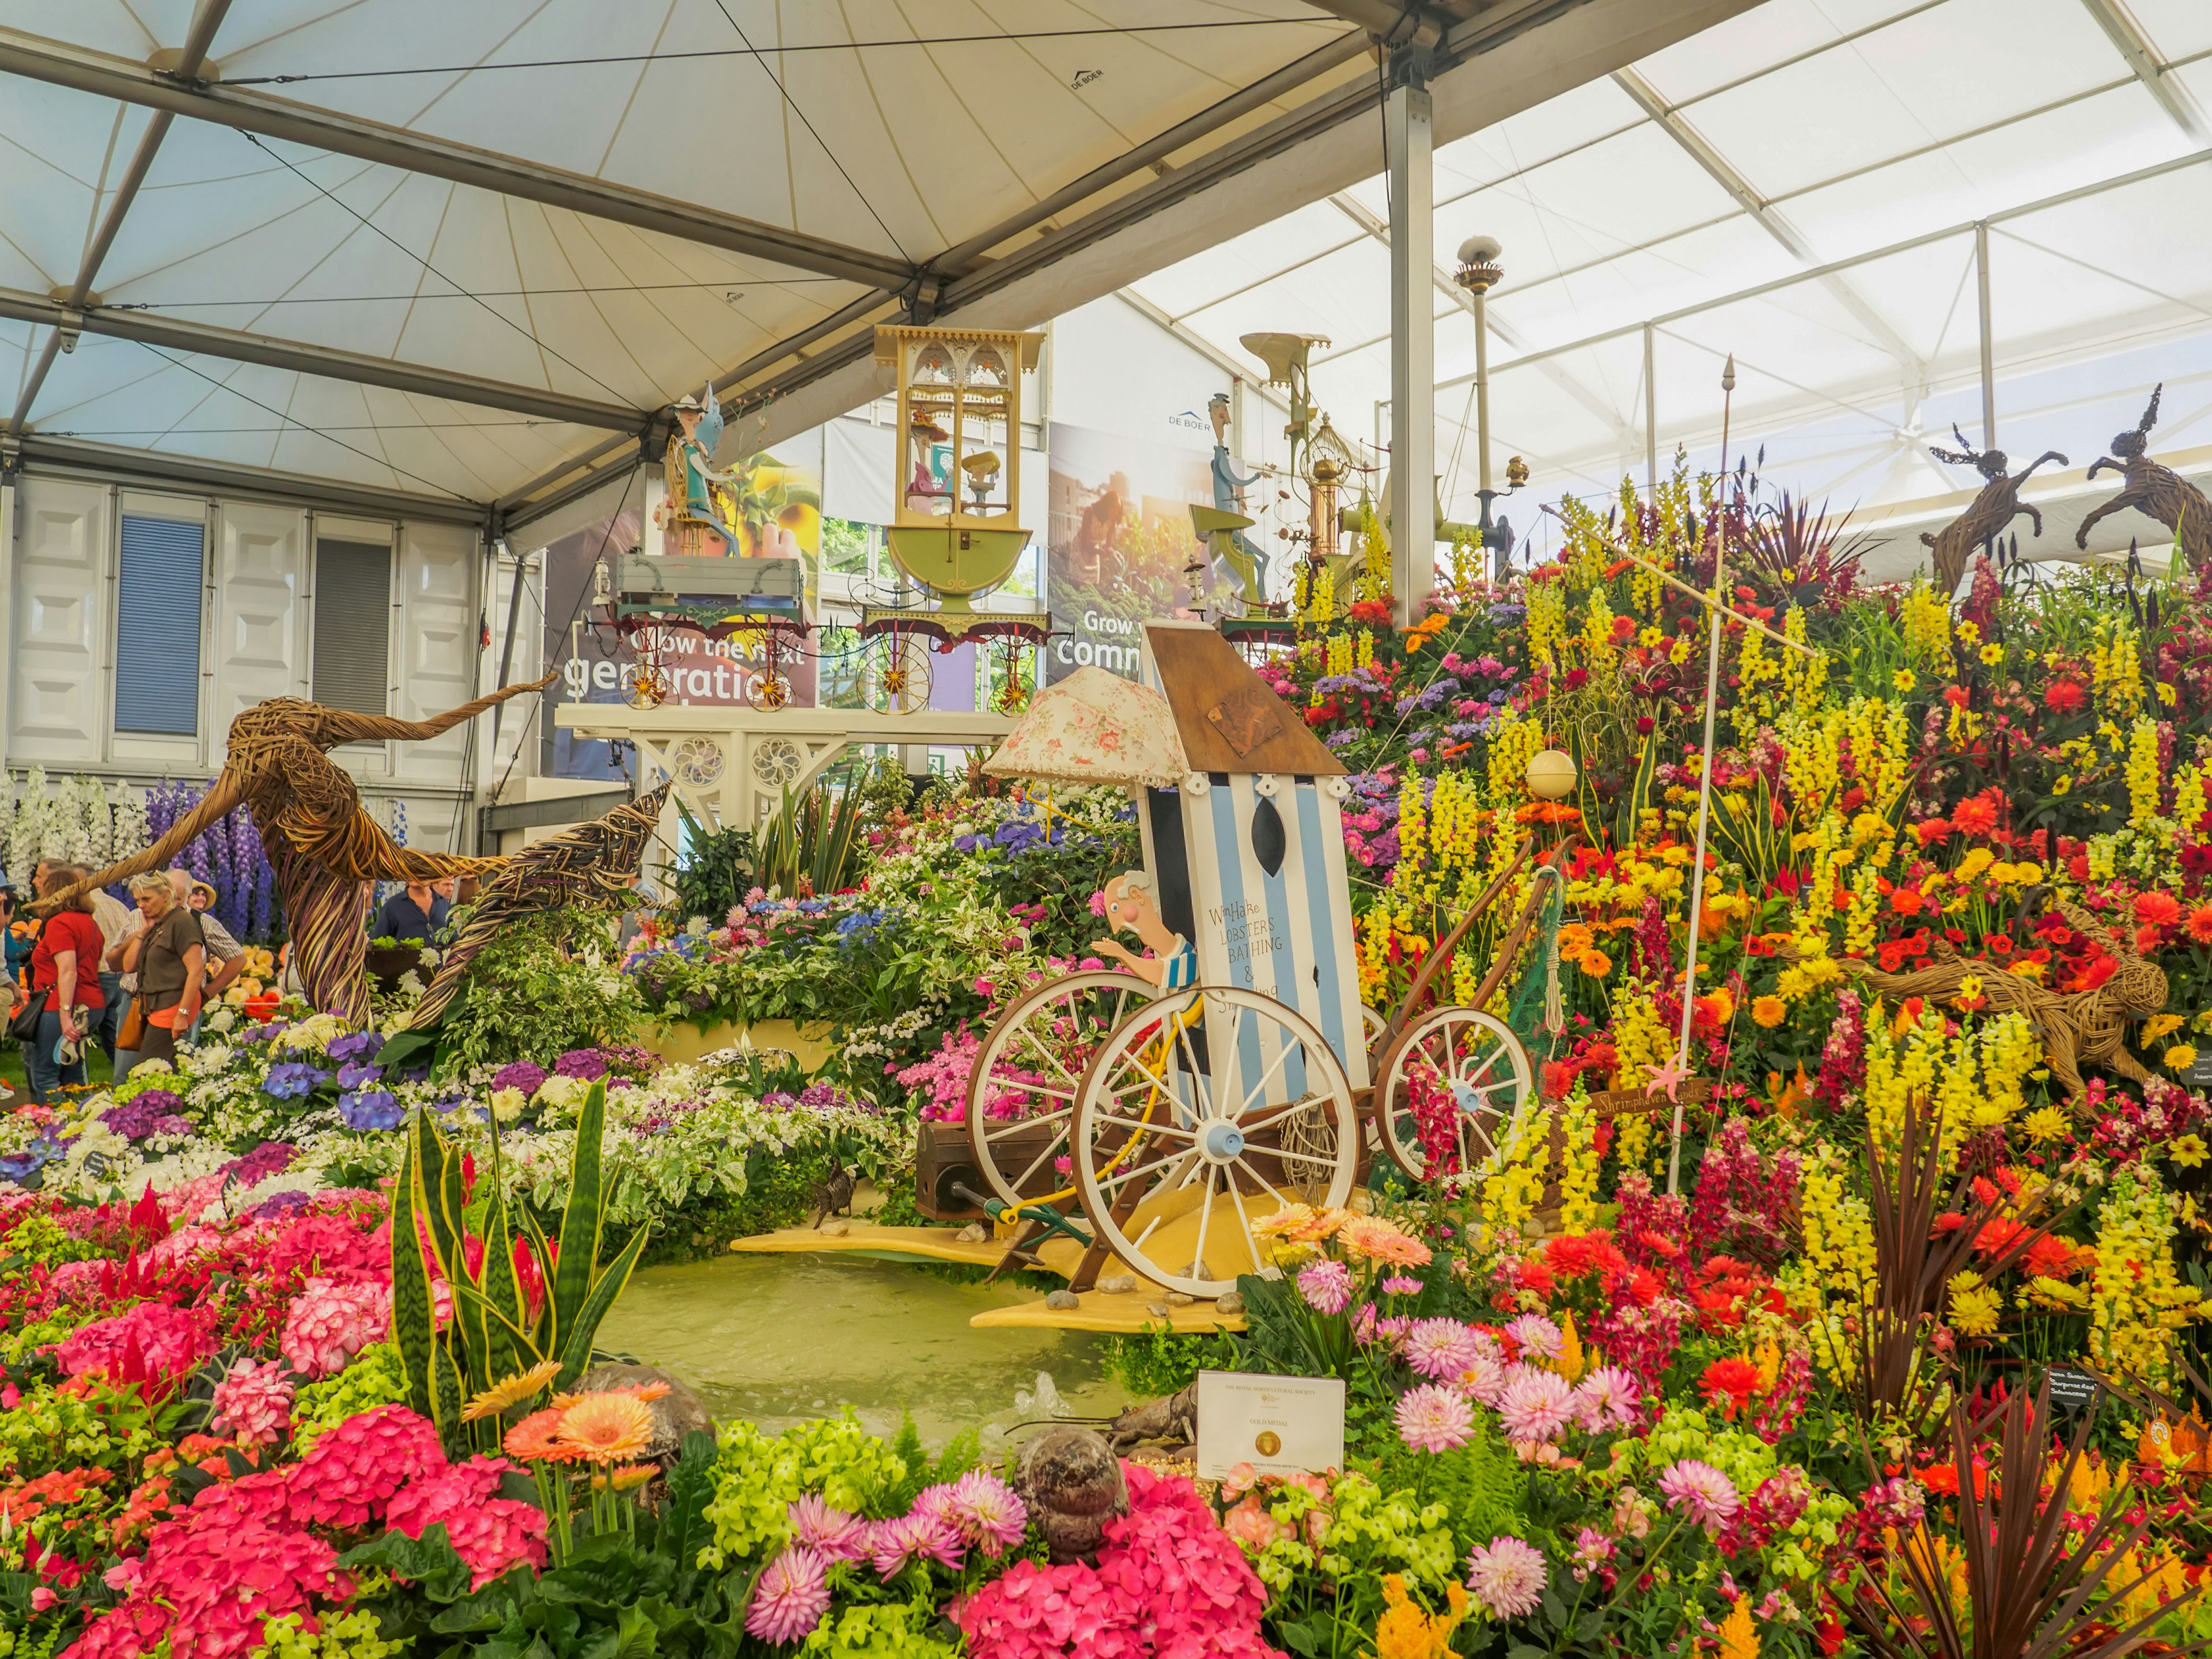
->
[1137, 621, 1366, 1089]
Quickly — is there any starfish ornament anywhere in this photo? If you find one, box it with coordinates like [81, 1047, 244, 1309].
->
[1643, 1054, 1691, 1103]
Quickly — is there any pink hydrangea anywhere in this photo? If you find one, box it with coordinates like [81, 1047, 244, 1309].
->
[210, 1358, 293, 1448]
[52, 1301, 217, 1390]
[67, 1513, 349, 1659]
[279, 1277, 389, 1379]
[385, 1455, 548, 1589]
[285, 1404, 445, 1530]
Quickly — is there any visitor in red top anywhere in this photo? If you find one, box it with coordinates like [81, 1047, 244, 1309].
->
[24, 866, 106, 1101]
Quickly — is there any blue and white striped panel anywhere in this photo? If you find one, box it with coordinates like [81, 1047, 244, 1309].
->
[1182, 774, 1369, 1090]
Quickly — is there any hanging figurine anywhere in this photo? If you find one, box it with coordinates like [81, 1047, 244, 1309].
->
[1089, 871, 1196, 991]
[2075, 385, 2212, 572]
[1919, 424, 2067, 597]
[659, 382, 741, 557]
[1207, 392, 1269, 601]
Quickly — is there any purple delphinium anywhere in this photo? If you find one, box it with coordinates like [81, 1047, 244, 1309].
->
[553, 1048, 610, 1081]
[491, 1060, 547, 1096]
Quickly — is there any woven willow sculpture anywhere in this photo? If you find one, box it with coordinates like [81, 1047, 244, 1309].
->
[33, 675, 557, 1023]
[1846, 897, 2168, 1102]
[397, 782, 672, 1031]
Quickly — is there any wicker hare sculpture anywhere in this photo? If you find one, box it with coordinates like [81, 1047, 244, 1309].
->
[2075, 385, 2212, 573]
[1920, 425, 2067, 597]
[1844, 894, 2167, 1103]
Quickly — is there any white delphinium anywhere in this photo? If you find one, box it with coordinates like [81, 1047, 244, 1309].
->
[111, 785, 149, 865]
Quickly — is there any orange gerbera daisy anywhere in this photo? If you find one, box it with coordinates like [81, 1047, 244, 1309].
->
[503, 1407, 573, 1464]
[1339, 1214, 1434, 1269]
[553, 1392, 656, 1466]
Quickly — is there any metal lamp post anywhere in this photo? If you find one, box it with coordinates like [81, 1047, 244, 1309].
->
[1453, 235, 1508, 577]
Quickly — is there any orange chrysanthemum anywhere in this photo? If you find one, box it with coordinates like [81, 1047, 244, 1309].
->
[553, 1392, 656, 1466]
[2188, 906, 2212, 946]
[503, 1407, 573, 1464]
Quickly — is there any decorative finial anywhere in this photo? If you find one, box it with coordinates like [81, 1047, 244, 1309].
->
[1721, 355, 1736, 394]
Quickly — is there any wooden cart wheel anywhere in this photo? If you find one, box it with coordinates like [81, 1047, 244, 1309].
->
[869, 647, 933, 714]
[745, 671, 793, 713]
[1070, 985, 1357, 1299]
[965, 970, 1155, 1211]
[1372, 1007, 1533, 1184]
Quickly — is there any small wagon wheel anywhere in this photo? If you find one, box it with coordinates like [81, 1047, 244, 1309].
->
[965, 969, 1156, 1210]
[620, 660, 666, 709]
[869, 632, 933, 714]
[1372, 1007, 1533, 1184]
[1070, 985, 1357, 1299]
[745, 624, 794, 712]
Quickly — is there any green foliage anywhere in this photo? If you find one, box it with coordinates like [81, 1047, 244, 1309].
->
[700, 1412, 911, 1567]
[798, 1599, 962, 1657]
[872, 1417, 985, 1517]
[1100, 1327, 1226, 1397]
[1355, 1415, 1531, 1551]
[291, 1343, 410, 1452]
[249, 1607, 408, 1659]
[433, 909, 643, 1075]
[669, 798, 755, 923]
[756, 783, 864, 898]
[391, 1083, 650, 1456]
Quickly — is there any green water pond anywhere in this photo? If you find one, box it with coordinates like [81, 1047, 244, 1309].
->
[597, 1252, 1134, 1446]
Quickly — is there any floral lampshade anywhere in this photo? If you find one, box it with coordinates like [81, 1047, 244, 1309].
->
[982, 666, 1190, 787]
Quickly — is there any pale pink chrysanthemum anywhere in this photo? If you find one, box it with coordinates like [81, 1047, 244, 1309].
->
[746, 1545, 831, 1644]
[1297, 1258, 1355, 1316]
[1574, 1365, 1641, 1432]
[1657, 1459, 1739, 1535]
[949, 1469, 1028, 1557]
[1495, 1364, 1578, 1444]
[1503, 1313, 1562, 1362]
[1396, 1383, 1474, 1455]
[1466, 1535, 1547, 1619]
[1403, 1319, 1483, 1381]
[788, 1493, 868, 1562]
[210, 1358, 294, 1448]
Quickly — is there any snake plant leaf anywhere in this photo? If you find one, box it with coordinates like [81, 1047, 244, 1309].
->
[550, 1080, 610, 1355]
[390, 1112, 438, 1421]
[555, 1226, 650, 1389]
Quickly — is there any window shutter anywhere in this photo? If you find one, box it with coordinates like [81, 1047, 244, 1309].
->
[312, 539, 392, 716]
[115, 514, 205, 736]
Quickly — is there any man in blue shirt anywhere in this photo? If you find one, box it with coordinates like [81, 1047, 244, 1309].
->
[373, 881, 449, 943]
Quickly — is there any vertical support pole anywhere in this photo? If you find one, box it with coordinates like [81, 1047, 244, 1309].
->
[1386, 77, 1434, 628]
[1472, 287, 1491, 512]
[1975, 220, 1996, 451]
[0, 456, 15, 770]
[1643, 321, 1658, 496]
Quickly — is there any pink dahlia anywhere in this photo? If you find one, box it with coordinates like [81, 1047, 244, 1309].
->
[870, 1508, 965, 1579]
[285, 1404, 445, 1530]
[1574, 1365, 1642, 1432]
[1297, 1258, 1355, 1316]
[747, 1545, 831, 1645]
[1466, 1534, 1547, 1618]
[1656, 1458, 1739, 1535]
[386, 1455, 548, 1589]
[1403, 1318, 1483, 1381]
[210, 1358, 294, 1449]
[788, 1492, 869, 1562]
[949, 1469, 1029, 1557]
[1495, 1364, 1578, 1443]
[1396, 1383, 1474, 1454]
[1503, 1313, 1563, 1362]
[279, 1277, 389, 1380]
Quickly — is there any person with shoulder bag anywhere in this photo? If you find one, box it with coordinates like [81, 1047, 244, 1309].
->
[120, 873, 203, 1069]
[19, 868, 107, 1100]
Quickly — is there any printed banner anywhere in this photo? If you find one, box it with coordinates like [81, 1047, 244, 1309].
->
[1044, 423, 1218, 684]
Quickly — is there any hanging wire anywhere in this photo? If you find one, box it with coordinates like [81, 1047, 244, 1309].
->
[239, 132, 638, 407]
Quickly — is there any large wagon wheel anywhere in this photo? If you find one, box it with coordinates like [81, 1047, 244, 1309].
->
[1372, 1007, 1533, 1184]
[1069, 985, 1357, 1299]
[965, 970, 1154, 1210]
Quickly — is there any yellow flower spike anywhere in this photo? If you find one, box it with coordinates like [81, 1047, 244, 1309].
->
[1372, 1572, 1469, 1659]
[1715, 1596, 1759, 1659]
[1551, 1309, 1586, 1384]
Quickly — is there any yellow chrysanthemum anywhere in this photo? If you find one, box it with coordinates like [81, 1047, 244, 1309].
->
[1947, 1274, 2004, 1338]
[1751, 995, 1787, 1028]
[2022, 1105, 2070, 1145]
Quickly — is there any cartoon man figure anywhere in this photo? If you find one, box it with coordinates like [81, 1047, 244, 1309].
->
[1091, 872, 1197, 990]
[663, 387, 738, 556]
[1208, 392, 1268, 600]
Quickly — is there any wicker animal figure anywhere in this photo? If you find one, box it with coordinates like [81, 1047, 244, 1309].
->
[32, 673, 556, 1022]
[1844, 899, 2167, 1102]
[1920, 425, 2068, 596]
[2075, 386, 2212, 571]
[398, 783, 671, 1030]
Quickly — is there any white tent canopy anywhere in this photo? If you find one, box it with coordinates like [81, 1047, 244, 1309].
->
[1130, 0, 2212, 555]
[0, 0, 1748, 533]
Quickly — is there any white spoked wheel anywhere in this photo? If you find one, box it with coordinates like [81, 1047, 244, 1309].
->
[965, 971, 1157, 1211]
[1070, 985, 1358, 1299]
[1373, 1007, 1533, 1184]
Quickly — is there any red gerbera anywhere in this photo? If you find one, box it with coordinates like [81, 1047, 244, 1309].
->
[1698, 1356, 1762, 1419]
[1953, 796, 2000, 836]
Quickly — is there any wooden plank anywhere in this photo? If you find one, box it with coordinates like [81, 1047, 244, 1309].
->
[1143, 621, 1344, 777]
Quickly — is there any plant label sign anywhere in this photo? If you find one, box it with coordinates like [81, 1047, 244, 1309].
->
[2044, 1366, 2100, 1414]
[1196, 1370, 1345, 1480]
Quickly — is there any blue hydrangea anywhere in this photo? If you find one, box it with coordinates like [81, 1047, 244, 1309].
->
[263, 1062, 329, 1100]
[338, 1088, 403, 1131]
[335, 1060, 382, 1090]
